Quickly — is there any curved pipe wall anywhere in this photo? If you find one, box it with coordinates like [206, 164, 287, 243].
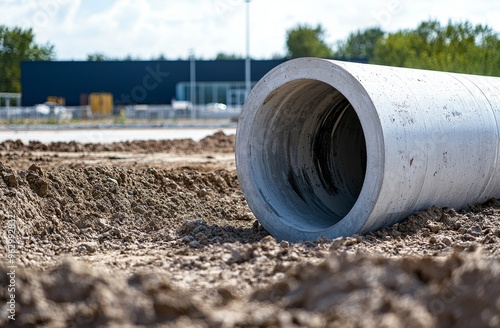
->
[236, 58, 500, 242]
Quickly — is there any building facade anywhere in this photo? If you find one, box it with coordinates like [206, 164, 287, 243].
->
[21, 59, 286, 107]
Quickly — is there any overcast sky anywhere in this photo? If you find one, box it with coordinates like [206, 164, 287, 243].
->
[2, 0, 500, 60]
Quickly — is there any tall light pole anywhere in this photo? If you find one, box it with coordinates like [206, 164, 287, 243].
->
[245, 0, 251, 101]
[189, 49, 196, 120]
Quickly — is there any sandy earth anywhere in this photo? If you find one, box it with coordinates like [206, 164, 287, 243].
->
[0, 131, 499, 327]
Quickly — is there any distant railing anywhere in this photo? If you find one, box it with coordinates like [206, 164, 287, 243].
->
[0, 105, 89, 121]
[0, 104, 241, 122]
[0, 93, 22, 107]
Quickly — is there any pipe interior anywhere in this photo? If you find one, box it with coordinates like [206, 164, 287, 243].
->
[252, 79, 367, 232]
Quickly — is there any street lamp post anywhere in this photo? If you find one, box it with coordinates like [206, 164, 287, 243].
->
[190, 50, 196, 120]
[245, 0, 251, 101]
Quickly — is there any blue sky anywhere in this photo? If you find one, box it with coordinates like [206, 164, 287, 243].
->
[2, 0, 500, 60]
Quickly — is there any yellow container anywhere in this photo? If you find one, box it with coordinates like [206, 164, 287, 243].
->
[47, 96, 65, 105]
[89, 93, 113, 115]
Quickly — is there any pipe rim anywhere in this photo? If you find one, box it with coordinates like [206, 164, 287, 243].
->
[236, 58, 385, 241]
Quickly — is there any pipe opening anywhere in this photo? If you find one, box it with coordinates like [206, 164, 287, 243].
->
[252, 79, 367, 232]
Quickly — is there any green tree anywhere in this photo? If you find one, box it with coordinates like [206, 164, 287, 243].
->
[373, 20, 500, 76]
[286, 24, 334, 58]
[215, 52, 242, 60]
[153, 53, 167, 61]
[86, 52, 108, 61]
[0, 26, 55, 92]
[335, 27, 384, 62]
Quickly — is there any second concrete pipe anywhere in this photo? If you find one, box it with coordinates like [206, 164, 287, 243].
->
[236, 58, 500, 242]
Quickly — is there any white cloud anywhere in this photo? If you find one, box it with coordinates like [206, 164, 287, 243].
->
[1, 0, 500, 60]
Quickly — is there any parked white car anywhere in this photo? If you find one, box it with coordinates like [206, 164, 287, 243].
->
[205, 103, 227, 112]
[35, 102, 72, 120]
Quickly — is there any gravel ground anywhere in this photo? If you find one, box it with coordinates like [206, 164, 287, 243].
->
[0, 131, 499, 327]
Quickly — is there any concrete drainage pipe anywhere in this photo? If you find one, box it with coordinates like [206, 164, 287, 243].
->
[236, 58, 500, 242]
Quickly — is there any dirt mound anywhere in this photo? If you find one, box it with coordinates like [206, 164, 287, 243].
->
[0, 260, 204, 327]
[328, 204, 500, 257]
[1, 251, 499, 327]
[0, 133, 499, 327]
[0, 162, 256, 255]
[254, 250, 500, 328]
[0, 130, 235, 153]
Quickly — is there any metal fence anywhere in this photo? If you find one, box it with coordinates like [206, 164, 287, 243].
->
[0, 93, 21, 107]
[124, 105, 241, 120]
[0, 104, 241, 122]
[0, 106, 83, 121]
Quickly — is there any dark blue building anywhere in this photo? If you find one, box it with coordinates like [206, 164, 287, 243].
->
[21, 59, 286, 107]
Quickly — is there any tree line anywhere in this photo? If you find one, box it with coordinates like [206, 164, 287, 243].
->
[333, 20, 500, 76]
[0, 26, 54, 93]
[1, 20, 500, 93]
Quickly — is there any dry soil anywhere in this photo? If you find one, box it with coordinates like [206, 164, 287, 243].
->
[0, 131, 499, 327]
